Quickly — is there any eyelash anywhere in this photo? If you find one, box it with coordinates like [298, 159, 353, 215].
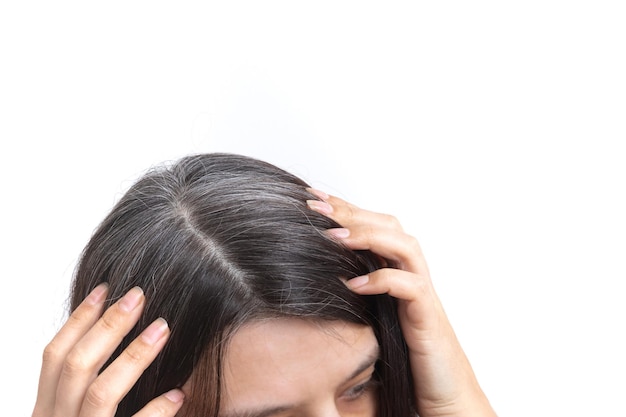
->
[344, 377, 379, 401]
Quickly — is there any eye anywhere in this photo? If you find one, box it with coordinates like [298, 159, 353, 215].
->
[342, 377, 379, 401]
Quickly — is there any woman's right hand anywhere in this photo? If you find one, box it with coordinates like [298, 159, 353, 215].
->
[32, 284, 184, 417]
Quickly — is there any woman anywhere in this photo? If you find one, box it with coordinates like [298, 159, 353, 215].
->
[32, 153, 496, 417]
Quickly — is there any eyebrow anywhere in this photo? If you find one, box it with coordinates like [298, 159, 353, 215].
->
[220, 405, 294, 417]
[342, 344, 380, 384]
[219, 345, 380, 417]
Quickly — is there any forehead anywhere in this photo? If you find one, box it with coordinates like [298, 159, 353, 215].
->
[220, 318, 378, 410]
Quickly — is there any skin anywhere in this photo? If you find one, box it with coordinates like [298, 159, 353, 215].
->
[32, 190, 496, 417]
[219, 319, 379, 417]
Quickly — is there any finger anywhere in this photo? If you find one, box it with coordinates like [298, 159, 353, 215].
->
[79, 318, 171, 417]
[327, 225, 428, 275]
[345, 269, 440, 331]
[32, 283, 109, 417]
[345, 268, 429, 301]
[132, 389, 185, 417]
[54, 286, 146, 417]
[306, 192, 404, 233]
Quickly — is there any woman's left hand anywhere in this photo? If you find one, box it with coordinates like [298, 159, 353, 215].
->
[307, 189, 496, 417]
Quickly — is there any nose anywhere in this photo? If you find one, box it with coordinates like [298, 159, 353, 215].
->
[314, 401, 343, 417]
[319, 408, 341, 417]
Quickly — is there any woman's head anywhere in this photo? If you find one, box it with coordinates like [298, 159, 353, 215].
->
[70, 153, 414, 416]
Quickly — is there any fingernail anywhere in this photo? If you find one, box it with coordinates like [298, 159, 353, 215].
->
[306, 187, 330, 201]
[346, 275, 369, 289]
[119, 286, 144, 312]
[327, 228, 350, 239]
[141, 318, 169, 345]
[307, 200, 333, 215]
[164, 388, 185, 403]
[86, 282, 109, 305]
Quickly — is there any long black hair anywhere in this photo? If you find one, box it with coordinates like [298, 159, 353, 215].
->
[70, 153, 415, 416]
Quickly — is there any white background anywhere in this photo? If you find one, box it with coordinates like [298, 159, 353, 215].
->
[1, 2, 625, 416]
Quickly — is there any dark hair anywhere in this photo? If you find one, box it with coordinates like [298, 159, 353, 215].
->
[70, 153, 415, 416]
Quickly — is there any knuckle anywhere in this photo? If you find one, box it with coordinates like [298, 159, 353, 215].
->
[383, 213, 402, 230]
[374, 268, 398, 292]
[373, 268, 394, 282]
[66, 308, 87, 327]
[64, 301, 102, 330]
[121, 343, 145, 366]
[98, 309, 122, 333]
[62, 348, 90, 377]
[42, 341, 62, 366]
[405, 235, 422, 254]
[345, 204, 357, 220]
[84, 379, 110, 409]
